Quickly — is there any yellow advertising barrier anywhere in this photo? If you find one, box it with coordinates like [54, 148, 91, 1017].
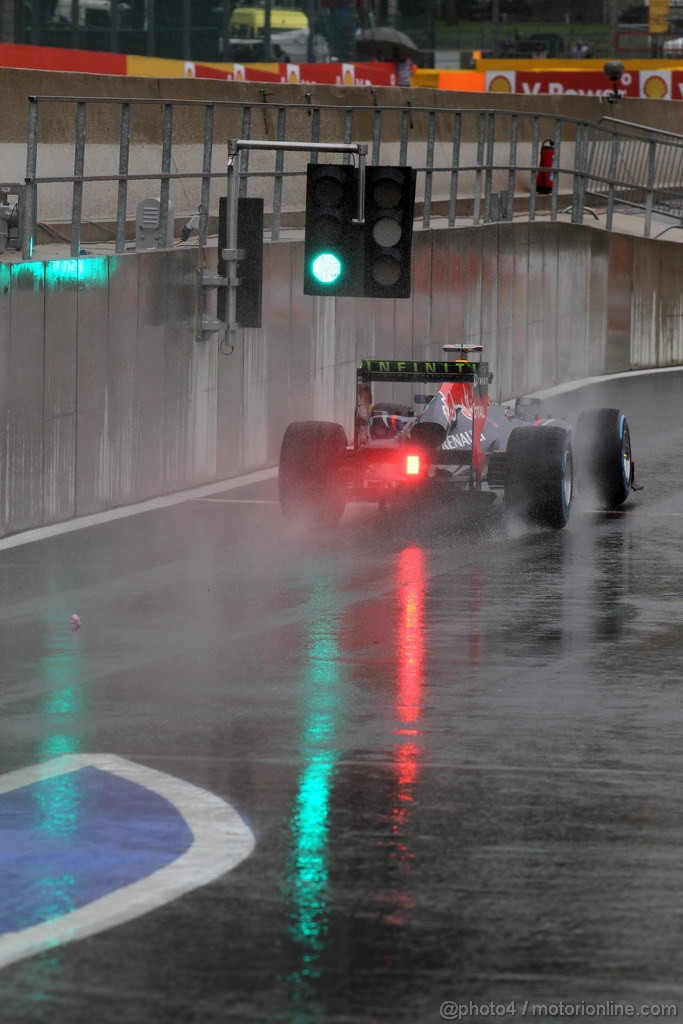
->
[127, 56, 189, 77]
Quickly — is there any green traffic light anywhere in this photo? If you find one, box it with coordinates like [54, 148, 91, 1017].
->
[311, 252, 342, 285]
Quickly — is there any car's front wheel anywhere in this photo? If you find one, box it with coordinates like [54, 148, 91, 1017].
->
[279, 420, 348, 525]
[505, 426, 573, 529]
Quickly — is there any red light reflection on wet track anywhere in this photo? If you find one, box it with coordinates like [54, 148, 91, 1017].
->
[392, 546, 426, 841]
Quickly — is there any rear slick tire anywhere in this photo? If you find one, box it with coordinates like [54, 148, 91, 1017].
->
[278, 420, 348, 525]
[505, 426, 573, 529]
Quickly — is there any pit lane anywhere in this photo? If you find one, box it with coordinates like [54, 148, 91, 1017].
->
[1, 369, 683, 1023]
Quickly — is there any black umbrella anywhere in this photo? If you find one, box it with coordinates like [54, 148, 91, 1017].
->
[355, 27, 420, 58]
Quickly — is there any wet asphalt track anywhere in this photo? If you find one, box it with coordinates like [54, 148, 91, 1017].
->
[1, 369, 683, 1024]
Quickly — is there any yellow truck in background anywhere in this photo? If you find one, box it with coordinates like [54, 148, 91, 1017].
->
[228, 5, 330, 62]
[229, 6, 309, 38]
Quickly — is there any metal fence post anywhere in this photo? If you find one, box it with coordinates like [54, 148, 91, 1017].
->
[22, 97, 39, 259]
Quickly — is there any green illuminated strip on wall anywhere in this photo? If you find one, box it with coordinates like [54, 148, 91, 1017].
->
[46, 257, 114, 289]
[10, 256, 115, 292]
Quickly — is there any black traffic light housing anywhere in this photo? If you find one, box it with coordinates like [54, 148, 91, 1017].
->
[303, 163, 363, 296]
[217, 196, 264, 328]
[363, 165, 416, 299]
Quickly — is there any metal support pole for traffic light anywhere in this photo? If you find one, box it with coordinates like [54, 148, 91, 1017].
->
[228, 138, 367, 220]
[220, 139, 368, 351]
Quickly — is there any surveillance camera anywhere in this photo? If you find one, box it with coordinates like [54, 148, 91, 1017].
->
[603, 60, 624, 80]
[180, 213, 200, 242]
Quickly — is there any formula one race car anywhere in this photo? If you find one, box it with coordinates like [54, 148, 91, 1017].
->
[278, 346, 637, 530]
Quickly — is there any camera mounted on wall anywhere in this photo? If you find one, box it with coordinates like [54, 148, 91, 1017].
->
[604, 61, 625, 104]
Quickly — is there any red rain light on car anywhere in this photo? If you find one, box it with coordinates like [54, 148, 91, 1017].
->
[405, 454, 421, 476]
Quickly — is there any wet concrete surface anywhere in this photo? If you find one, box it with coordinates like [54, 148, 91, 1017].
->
[1, 370, 683, 1023]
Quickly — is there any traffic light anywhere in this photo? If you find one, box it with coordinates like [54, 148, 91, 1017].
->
[218, 196, 264, 328]
[363, 166, 416, 299]
[303, 163, 363, 296]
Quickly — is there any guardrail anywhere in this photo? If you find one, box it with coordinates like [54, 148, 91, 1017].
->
[586, 116, 683, 237]
[16, 95, 683, 260]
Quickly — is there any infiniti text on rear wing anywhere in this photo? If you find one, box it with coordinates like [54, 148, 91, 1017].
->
[357, 358, 484, 384]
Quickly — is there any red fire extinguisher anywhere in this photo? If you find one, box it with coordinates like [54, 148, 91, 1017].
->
[536, 139, 555, 195]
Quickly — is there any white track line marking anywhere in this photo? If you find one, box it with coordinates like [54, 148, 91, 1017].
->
[529, 365, 683, 400]
[0, 468, 278, 552]
[193, 498, 279, 505]
[588, 509, 683, 517]
[0, 754, 255, 970]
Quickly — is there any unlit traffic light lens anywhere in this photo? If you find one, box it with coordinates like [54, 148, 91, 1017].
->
[370, 178, 402, 208]
[313, 178, 345, 206]
[311, 214, 343, 246]
[372, 254, 401, 286]
[372, 217, 402, 247]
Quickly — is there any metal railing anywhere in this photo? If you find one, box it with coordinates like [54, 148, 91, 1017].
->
[18, 94, 683, 260]
[585, 116, 683, 236]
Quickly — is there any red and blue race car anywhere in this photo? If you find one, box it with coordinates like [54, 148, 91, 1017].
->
[279, 346, 636, 529]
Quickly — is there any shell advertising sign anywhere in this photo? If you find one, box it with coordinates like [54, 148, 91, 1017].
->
[340, 63, 356, 86]
[486, 67, 683, 101]
[640, 69, 671, 99]
[487, 69, 641, 99]
[486, 71, 515, 94]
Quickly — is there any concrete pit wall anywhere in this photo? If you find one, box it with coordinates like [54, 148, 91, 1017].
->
[1, 219, 681, 538]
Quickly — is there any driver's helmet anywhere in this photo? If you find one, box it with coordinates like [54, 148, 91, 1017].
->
[368, 404, 414, 439]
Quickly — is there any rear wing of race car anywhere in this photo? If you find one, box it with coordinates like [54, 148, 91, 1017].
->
[356, 359, 492, 409]
[354, 357, 496, 476]
[357, 358, 483, 385]
[355, 358, 493, 449]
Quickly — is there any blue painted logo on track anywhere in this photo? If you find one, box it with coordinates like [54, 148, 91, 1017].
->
[1, 766, 194, 933]
[0, 754, 255, 969]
